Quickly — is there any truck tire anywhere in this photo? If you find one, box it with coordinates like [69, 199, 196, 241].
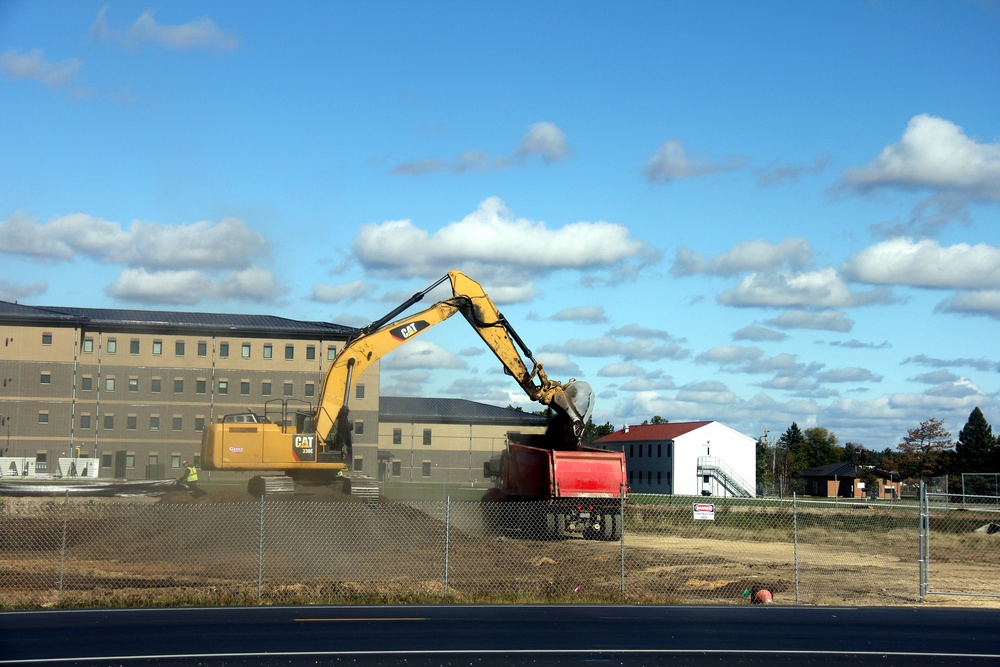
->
[601, 514, 614, 540]
[611, 514, 623, 540]
[545, 512, 557, 540]
[556, 513, 566, 538]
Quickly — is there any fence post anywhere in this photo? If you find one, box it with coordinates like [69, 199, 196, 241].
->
[918, 481, 927, 602]
[58, 490, 69, 603]
[792, 493, 799, 605]
[444, 496, 450, 595]
[619, 485, 625, 598]
[257, 494, 264, 601]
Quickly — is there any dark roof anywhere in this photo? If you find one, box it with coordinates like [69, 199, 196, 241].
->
[379, 396, 550, 427]
[799, 462, 901, 481]
[596, 421, 712, 443]
[0, 300, 357, 338]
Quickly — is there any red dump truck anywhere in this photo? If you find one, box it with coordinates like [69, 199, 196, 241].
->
[482, 434, 627, 540]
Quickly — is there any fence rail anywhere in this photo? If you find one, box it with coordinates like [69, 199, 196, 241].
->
[1, 491, 997, 609]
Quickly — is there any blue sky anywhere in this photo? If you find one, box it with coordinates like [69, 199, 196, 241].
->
[2, 1, 1000, 450]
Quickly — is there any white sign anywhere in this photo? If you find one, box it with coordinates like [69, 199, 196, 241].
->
[693, 502, 715, 521]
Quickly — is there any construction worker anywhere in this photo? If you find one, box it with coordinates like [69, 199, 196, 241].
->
[176, 460, 207, 497]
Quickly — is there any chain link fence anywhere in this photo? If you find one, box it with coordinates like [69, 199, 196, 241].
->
[1, 492, 997, 609]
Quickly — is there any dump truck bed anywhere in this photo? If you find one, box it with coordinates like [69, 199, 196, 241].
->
[504, 440, 626, 500]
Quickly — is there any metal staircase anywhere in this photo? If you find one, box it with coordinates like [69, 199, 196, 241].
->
[697, 456, 755, 498]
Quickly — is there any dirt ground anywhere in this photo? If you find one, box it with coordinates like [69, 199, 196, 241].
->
[1, 493, 997, 609]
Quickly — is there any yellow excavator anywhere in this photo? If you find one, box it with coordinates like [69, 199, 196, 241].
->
[200, 271, 594, 499]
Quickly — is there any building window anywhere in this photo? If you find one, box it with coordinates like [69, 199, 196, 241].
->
[218, 380, 228, 395]
[356, 384, 365, 400]
[83, 338, 94, 353]
[171, 455, 181, 469]
[152, 340, 162, 355]
[40, 372, 51, 384]
[242, 343, 251, 358]
[42, 332, 53, 345]
[103, 414, 114, 430]
[240, 381, 250, 396]
[148, 454, 159, 466]
[174, 378, 184, 393]
[197, 341, 207, 357]
[127, 415, 137, 430]
[107, 338, 117, 354]
[638, 445, 642, 458]
[172, 416, 182, 431]
[657, 443, 662, 457]
[392, 461, 402, 477]
[38, 411, 49, 424]
[423, 429, 432, 446]
[283, 382, 293, 396]
[151, 378, 161, 393]
[81, 376, 93, 391]
[393, 428, 402, 445]
[130, 338, 140, 354]
[105, 377, 115, 392]
[101, 454, 112, 468]
[353, 457, 363, 472]
[648, 444, 652, 457]
[628, 470, 634, 485]
[629, 444, 634, 458]
[128, 378, 138, 392]
[195, 417, 205, 431]
[80, 414, 91, 430]
[306, 345, 316, 360]
[125, 454, 135, 470]
[175, 340, 185, 356]
[657, 471, 662, 484]
[354, 420, 364, 436]
[327, 346, 336, 360]
[150, 416, 160, 431]
[263, 344, 272, 359]
[422, 461, 432, 477]
[196, 379, 206, 394]
[304, 382, 314, 397]
[219, 342, 229, 358]
[262, 381, 271, 396]
[285, 344, 294, 360]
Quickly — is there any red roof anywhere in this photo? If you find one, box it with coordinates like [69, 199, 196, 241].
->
[596, 421, 712, 443]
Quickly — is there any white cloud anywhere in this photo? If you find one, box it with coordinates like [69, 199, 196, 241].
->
[550, 306, 607, 323]
[936, 290, 1000, 319]
[379, 339, 467, 370]
[839, 114, 1000, 201]
[597, 362, 648, 377]
[106, 267, 286, 305]
[534, 352, 582, 378]
[817, 368, 883, 383]
[353, 197, 650, 294]
[606, 324, 681, 341]
[643, 139, 744, 183]
[0, 279, 47, 302]
[311, 279, 373, 303]
[516, 122, 570, 163]
[731, 324, 788, 342]
[764, 310, 854, 332]
[90, 6, 240, 51]
[842, 238, 1000, 290]
[0, 212, 269, 270]
[718, 269, 892, 308]
[0, 49, 81, 88]
[672, 238, 813, 277]
[546, 336, 689, 362]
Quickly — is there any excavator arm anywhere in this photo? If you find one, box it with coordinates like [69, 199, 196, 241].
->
[312, 271, 594, 450]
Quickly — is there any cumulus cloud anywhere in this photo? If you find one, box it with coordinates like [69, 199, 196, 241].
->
[901, 354, 997, 373]
[534, 352, 582, 377]
[394, 122, 569, 174]
[764, 310, 855, 332]
[89, 6, 240, 51]
[516, 122, 570, 163]
[0, 279, 47, 302]
[936, 290, 1000, 318]
[842, 238, 1000, 290]
[550, 306, 607, 323]
[0, 212, 269, 270]
[643, 139, 744, 184]
[817, 368, 883, 383]
[544, 336, 689, 362]
[838, 114, 1000, 202]
[353, 197, 651, 296]
[0, 49, 81, 88]
[106, 267, 286, 305]
[672, 238, 813, 277]
[310, 279, 373, 303]
[717, 268, 893, 308]
[731, 324, 788, 342]
[597, 362, 648, 377]
[379, 339, 467, 370]
[606, 324, 681, 341]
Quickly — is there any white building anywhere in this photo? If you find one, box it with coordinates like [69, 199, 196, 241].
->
[595, 421, 757, 497]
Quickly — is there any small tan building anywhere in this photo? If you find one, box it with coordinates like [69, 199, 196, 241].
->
[799, 462, 902, 500]
[377, 396, 549, 487]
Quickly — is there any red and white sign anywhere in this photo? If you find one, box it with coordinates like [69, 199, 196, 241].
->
[693, 503, 716, 520]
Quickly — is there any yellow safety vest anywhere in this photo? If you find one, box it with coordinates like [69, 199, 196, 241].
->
[186, 466, 199, 482]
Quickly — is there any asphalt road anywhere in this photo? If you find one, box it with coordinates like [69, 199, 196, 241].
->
[2, 604, 999, 666]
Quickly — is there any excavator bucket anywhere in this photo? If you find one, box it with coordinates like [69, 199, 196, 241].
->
[551, 380, 594, 436]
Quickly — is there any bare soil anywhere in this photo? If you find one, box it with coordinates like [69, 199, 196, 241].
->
[1, 494, 996, 609]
